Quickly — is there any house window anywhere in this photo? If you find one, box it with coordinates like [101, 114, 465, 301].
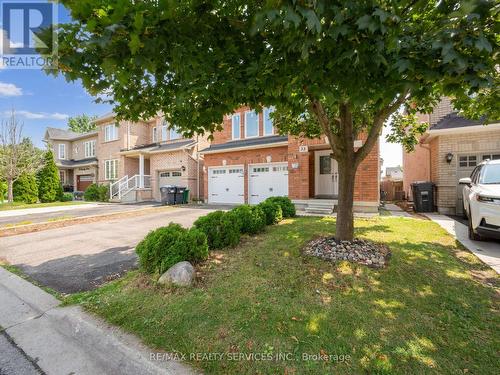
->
[161, 122, 168, 141]
[212, 169, 226, 175]
[84, 140, 96, 158]
[232, 114, 241, 140]
[152, 127, 158, 142]
[58, 144, 66, 159]
[229, 168, 243, 174]
[263, 107, 275, 136]
[245, 111, 259, 138]
[59, 170, 66, 184]
[252, 167, 269, 173]
[104, 124, 118, 142]
[319, 155, 332, 174]
[482, 154, 500, 161]
[172, 171, 182, 177]
[169, 125, 181, 140]
[459, 155, 477, 168]
[104, 159, 118, 180]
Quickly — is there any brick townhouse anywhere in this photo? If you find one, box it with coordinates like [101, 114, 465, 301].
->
[200, 106, 380, 213]
[403, 98, 500, 215]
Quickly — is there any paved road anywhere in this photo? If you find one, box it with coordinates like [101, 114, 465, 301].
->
[0, 202, 162, 227]
[0, 207, 215, 293]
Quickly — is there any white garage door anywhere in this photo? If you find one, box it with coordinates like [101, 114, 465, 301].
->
[248, 163, 288, 204]
[158, 170, 183, 192]
[208, 166, 244, 204]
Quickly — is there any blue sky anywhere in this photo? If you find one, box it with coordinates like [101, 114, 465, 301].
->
[0, 1, 401, 170]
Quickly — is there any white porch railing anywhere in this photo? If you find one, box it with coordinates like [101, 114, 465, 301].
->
[110, 175, 151, 200]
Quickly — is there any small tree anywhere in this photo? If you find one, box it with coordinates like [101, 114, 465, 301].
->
[13, 173, 38, 204]
[37, 150, 61, 203]
[67, 114, 98, 133]
[0, 111, 45, 202]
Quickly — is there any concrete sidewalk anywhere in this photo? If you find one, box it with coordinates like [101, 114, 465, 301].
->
[425, 213, 500, 274]
[0, 203, 100, 218]
[0, 267, 195, 375]
[383, 203, 412, 217]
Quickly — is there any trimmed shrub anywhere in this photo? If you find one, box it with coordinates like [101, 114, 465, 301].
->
[231, 204, 266, 234]
[84, 184, 109, 202]
[37, 150, 60, 203]
[258, 200, 283, 225]
[60, 192, 73, 202]
[13, 173, 38, 204]
[265, 196, 296, 218]
[136, 223, 208, 274]
[194, 210, 240, 250]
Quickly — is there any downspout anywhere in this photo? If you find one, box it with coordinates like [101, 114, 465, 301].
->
[196, 135, 200, 202]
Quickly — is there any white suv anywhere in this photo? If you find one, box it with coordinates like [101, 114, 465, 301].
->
[459, 159, 500, 240]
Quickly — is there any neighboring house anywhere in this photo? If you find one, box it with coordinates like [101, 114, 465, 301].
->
[44, 127, 98, 191]
[200, 106, 380, 213]
[403, 98, 500, 215]
[381, 166, 404, 201]
[384, 166, 403, 181]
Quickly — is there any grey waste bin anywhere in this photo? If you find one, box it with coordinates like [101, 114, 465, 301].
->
[175, 186, 187, 204]
[411, 182, 435, 212]
[160, 185, 176, 205]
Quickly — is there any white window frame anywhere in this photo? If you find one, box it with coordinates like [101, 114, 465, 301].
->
[104, 159, 119, 180]
[84, 140, 96, 158]
[58, 144, 66, 159]
[232, 114, 241, 140]
[263, 107, 275, 136]
[169, 125, 181, 140]
[161, 122, 168, 141]
[244, 110, 259, 138]
[104, 124, 118, 142]
[152, 127, 158, 142]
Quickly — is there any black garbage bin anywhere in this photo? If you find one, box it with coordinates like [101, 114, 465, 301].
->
[160, 185, 176, 205]
[175, 186, 187, 204]
[411, 182, 435, 212]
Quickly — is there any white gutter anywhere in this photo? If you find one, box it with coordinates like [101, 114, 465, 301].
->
[199, 141, 288, 155]
[423, 122, 500, 142]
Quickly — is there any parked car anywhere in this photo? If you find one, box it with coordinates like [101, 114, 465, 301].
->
[459, 159, 500, 240]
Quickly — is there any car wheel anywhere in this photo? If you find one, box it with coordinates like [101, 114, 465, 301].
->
[467, 209, 482, 241]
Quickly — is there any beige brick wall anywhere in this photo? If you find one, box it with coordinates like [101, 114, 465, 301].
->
[71, 135, 98, 160]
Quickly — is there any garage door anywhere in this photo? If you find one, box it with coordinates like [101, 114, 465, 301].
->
[208, 166, 244, 204]
[159, 170, 183, 191]
[77, 175, 94, 191]
[248, 163, 288, 204]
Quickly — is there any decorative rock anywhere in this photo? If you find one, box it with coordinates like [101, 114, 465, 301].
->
[158, 261, 195, 286]
[303, 237, 391, 268]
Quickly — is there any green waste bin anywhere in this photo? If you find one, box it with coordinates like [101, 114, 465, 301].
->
[182, 189, 190, 204]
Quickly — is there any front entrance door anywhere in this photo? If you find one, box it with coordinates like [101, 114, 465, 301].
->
[315, 150, 338, 198]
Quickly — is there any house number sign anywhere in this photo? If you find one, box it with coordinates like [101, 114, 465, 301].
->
[299, 145, 308, 153]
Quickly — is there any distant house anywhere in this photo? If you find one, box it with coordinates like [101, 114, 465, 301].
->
[381, 166, 404, 201]
[403, 98, 500, 215]
[384, 166, 403, 181]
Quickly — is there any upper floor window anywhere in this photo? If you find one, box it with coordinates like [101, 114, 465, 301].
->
[263, 107, 275, 136]
[84, 140, 96, 158]
[152, 127, 158, 143]
[169, 125, 181, 140]
[104, 124, 118, 142]
[232, 114, 241, 140]
[161, 122, 168, 141]
[58, 144, 66, 159]
[245, 110, 259, 138]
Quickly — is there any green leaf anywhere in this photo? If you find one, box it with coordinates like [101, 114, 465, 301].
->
[475, 35, 492, 52]
[284, 6, 301, 28]
[356, 15, 372, 30]
[298, 8, 321, 33]
[373, 8, 389, 23]
[134, 12, 144, 30]
[129, 33, 141, 54]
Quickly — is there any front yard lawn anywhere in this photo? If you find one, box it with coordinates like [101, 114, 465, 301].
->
[66, 217, 499, 374]
[0, 201, 89, 211]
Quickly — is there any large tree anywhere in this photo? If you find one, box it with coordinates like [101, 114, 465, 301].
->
[46, 1, 498, 240]
[0, 111, 45, 203]
[67, 114, 98, 133]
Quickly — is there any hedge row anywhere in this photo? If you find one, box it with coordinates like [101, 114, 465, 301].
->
[136, 196, 296, 275]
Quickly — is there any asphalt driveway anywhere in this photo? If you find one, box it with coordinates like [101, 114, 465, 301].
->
[0, 206, 216, 294]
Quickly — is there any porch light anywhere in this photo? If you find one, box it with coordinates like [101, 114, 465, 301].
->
[181, 166, 186, 172]
[445, 153, 453, 163]
[266, 155, 272, 163]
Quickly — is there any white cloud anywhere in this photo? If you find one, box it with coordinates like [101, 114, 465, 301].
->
[2, 110, 69, 120]
[0, 82, 22, 96]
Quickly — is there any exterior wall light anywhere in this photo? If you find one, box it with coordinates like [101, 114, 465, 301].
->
[445, 153, 453, 163]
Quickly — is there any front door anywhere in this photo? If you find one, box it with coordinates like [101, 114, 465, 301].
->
[315, 150, 338, 198]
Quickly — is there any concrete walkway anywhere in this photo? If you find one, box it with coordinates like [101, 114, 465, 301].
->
[383, 203, 412, 217]
[425, 213, 500, 274]
[0, 203, 100, 218]
[0, 267, 194, 375]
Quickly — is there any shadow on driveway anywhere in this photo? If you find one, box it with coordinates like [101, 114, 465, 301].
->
[17, 246, 138, 294]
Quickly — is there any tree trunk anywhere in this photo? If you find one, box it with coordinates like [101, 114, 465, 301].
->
[7, 178, 13, 203]
[334, 157, 357, 241]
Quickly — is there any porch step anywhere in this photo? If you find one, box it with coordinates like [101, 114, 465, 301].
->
[305, 206, 334, 215]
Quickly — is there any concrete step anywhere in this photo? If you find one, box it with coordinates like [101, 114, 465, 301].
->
[305, 207, 334, 214]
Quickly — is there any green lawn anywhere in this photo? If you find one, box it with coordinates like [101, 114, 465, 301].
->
[0, 201, 89, 211]
[66, 217, 499, 374]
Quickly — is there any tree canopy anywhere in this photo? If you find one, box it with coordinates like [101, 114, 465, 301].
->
[67, 114, 98, 133]
[46, 0, 499, 239]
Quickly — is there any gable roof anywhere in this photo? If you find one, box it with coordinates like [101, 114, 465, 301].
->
[430, 112, 484, 130]
[45, 127, 98, 141]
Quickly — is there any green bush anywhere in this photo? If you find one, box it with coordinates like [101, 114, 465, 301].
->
[231, 204, 266, 234]
[136, 223, 208, 274]
[258, 200, 283, 225]
[0, 179, 7, 202]
[84, 184, 109, 202]
[60, 192, 73, 202]
[13, 173, 38, 204]
[37, 150, 60, 203]
[194, 210, 240, 250]
[265, 196, 296, 218]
